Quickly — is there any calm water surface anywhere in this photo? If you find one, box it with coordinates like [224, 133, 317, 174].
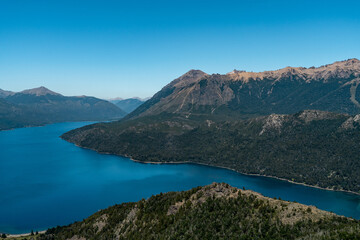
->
[1, 122, 360, 234]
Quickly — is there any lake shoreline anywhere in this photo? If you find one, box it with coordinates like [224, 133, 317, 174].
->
[133, 160, 360, 196]
[71, 142, 360, 197]
[5, 230, 46, 239]
[4, 121, 360, 235]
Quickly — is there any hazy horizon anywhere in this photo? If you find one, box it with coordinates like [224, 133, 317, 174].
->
[1, 0, 360, 99]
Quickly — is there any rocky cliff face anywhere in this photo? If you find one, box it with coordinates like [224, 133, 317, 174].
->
[127, 59, 360, 120]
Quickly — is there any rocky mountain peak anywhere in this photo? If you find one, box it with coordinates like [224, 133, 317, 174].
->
[20, 86, 62, 96]
[182, 69, 207, 77]
[169, 69, 208, 88]
[330, 58, 360, 67]
[226, 59, 360, 83]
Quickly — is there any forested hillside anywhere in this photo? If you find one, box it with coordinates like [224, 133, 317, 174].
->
[62, 110, 360, 193]
[37, 183, 360, 240]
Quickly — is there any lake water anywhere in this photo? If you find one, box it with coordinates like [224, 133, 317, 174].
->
[1, 122, 360, 234]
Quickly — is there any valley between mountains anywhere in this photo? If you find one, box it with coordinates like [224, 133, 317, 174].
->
[62, 59, 360, 194]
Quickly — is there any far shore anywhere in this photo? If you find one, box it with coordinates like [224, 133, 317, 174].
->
[133, 159, 360, 196]
[72, 142, 360, 197]
[0, 120, 101, 132]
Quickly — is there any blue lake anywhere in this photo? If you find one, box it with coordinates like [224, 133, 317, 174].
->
[1, 122, 360, 234]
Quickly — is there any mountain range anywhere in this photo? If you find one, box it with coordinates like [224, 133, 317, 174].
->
[126, 58, 360, 120]
[0, 87, 126, 130]
[62, 59, 360, 193]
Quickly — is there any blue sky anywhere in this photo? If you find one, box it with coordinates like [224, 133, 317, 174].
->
[1, 0, 360, 98]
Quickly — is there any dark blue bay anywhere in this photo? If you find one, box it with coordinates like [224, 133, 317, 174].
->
[1, 122, 360, 234]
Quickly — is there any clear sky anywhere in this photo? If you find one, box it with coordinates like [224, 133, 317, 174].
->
[1, 0, 360, 99]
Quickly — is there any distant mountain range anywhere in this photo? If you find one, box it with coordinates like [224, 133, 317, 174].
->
[108, 96, 150, 102]
[109, 98, 147, 113]
[0, 87, 126, 130]
[62, 59, 360, 193]
[39, 183, 360, 239]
